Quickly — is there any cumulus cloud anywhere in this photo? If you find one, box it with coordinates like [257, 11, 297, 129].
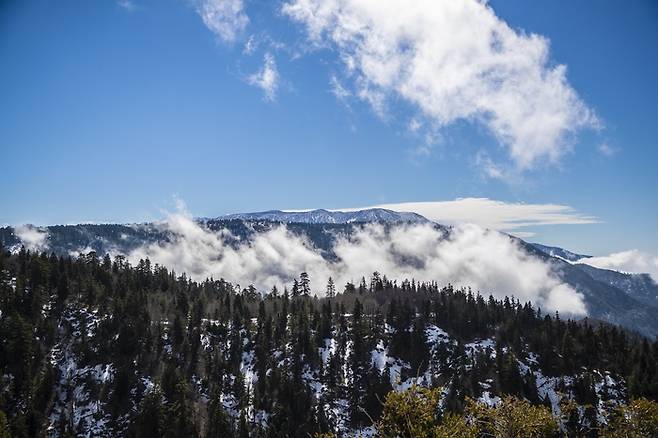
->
[196, 0, 249, 43]
[283, 0, 598, 169]
[14, 224, 49, 252]
[328, 198, 598, 237]
[247, 53, 279, 101]
[125, 204, 586, 315]
[577, 250, 658, 283]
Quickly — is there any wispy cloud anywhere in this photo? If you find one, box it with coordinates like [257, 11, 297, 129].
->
[409, 144, 432, 160]
[329, 75, 351, 101]
[247, 53, 279, 101]
[475, 151, 508, 181]
[283, 0, 599, 171]
[243, 35, 258, 54]
[196, 0, 249, 43]
[117, 0, 136, 11]
[598, 142, 618, 157]
[331, 198, 599, 237]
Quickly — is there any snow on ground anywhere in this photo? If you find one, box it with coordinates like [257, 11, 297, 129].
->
[303, 366, 324, 400]
[515, 352, 623, 422]
[479, 391, 502, 407]
[465, 338, 496, 358]
[200, 332, 211, 351]
[47, 308, 114, 437]
[594, 370, 625, 423]
[253, 409, 269, 428]
[241, 350, 256, 391]
[352, 425, 377, 437]
[39, 305, 629, 437]
[320, 338, 337, 365]
[425, 325, 453, 345]
[327, 398, 350, 434]
[367, 340, 412, 390]
[371, 340, 388, 372]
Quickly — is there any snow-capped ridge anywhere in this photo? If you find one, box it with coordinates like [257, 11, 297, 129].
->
[220, 208, 431, 224]
[531, 243, 590, 262]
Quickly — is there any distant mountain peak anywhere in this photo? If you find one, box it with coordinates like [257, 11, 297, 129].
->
[219, 208, 431, 224]
[531, 243, 590, 262]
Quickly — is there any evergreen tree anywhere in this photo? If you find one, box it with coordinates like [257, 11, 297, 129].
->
[292, 278, 300, 298]
[299, 272, 311, 296]
[135, 389, 166, 437]
[326, 276, 336, 298]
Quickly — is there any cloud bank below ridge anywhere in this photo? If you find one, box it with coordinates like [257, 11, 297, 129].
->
[125, 204, 587, 316]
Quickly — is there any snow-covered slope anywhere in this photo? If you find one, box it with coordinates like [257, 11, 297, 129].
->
[219, 208, 430, 224]
[44, 303, 628, 437]
[575, 263, 658, 310]
[533, 242, 658, 311]
[531, 243, 590, 262]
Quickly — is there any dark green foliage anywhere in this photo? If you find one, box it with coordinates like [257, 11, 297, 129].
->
[134, 389, 165, 437]
[0, 247, 656, 437]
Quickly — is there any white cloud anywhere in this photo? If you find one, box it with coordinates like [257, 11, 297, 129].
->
[14, 224, 49, 252]
[330, 75, 351, 101]
[475, 151, 508, 181]
[598, 142, 617, 157]
[248, 53, 279, 101]
[243, 35, 258, 54]
[577, 250, 658, 283]
[283, 0, 598, 170]
[196, 0, 249, 43]
[410, 144, 432, 160]
[332, 198, 598, 237]
[126, 203, 586, 315]
[117, 0, 136, 11]
[128, 204, 330, 289]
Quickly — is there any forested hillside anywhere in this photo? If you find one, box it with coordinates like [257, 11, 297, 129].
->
[3, 219, 658, 339]
[1, 247, 657, 437]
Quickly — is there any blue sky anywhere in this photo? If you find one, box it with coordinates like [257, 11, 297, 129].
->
[1, 0, 657, 258]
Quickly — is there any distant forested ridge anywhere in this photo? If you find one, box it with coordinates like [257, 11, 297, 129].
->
[2, 219, 658, 340]
[0, 247, 657, 437]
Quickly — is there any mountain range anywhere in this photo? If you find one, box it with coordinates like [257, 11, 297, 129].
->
[1, 208, 657, 338]
[218, 208, 430, 224]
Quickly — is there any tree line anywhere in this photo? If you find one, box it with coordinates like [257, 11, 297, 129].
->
[0, 247, 657, 437]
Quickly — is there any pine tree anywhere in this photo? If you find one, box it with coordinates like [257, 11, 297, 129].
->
[165, 379, 197, 438]
[299, 272, 310, 296]
[326, 277, 336, 298]
[135, 388, 165, 437]
[349, 299, 370, 426]
[0, 411, 9, 438]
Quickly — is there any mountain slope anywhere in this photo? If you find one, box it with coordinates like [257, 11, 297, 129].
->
[574, 263, 658, 309]
[1, 250, 656, 436]
[531, 243, 590, 262]
[2, 219, 658, 337]
[532, 243, 658, 315]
